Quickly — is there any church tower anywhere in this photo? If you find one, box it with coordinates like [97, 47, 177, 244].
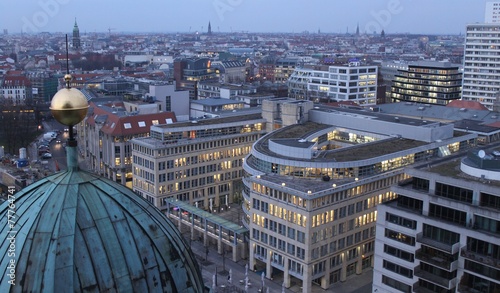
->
[208, 21, 212, 35]
[72, 18, 81, 49]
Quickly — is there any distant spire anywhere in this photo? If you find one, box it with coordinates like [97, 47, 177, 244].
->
[72, 18, 80, 49]
[356, 22, 360, 36]
[208, 21, 212, 35]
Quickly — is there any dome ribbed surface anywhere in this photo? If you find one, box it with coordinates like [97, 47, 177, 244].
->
[0, 169, 204, 293]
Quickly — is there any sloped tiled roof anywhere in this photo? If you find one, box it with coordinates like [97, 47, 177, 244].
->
[446, 100, 489, 111]
[87, 102, 176, 136]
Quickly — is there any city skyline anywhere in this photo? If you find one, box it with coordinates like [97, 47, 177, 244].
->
[0, 0, 493, 35]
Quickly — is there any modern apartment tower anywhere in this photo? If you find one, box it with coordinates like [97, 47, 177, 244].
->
[391, 61, 462, 105]
[485, 2, 500, 23]
[243, 99, 476, 293]
[373, 149, 500, 293]
[462, 23, 500, 110]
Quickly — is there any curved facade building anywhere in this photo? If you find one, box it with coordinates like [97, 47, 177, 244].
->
[242, 99, 477, 292]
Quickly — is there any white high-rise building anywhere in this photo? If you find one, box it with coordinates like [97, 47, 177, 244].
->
[485, 2, 500, 23]
[287, 62, 378, 106]
[462, 23, 500, 110]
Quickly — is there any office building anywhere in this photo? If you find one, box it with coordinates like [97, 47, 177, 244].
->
[197, 82, 257, 100]
[373, 149, 500, 293]
[27, 71, 58, 103]
[174, 57, 217, 99]
[391, 61, 462, 105]
[243, 99, 476, 293]
[131, 110, 266, 208]
[288, 62, 378, 106]
[211, 60, 247, 83]
[258, 57, 304, 84]
[462, 23, 500, 110]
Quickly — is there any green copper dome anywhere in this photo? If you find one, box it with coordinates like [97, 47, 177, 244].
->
[0, 151, 204, 292]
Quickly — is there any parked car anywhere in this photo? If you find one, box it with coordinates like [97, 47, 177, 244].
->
[41, 153, 52, 159]
[38, 149, 50, 155]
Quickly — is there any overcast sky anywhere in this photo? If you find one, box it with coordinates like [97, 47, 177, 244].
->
[0, 0, 492, 35]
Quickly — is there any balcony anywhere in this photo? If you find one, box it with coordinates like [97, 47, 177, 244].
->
[415, 249, 458, 271]
[414, 266, 457, 289]
[412, 283, 455, 293]
[416, 233, 460, 254]
[460, 246, 500, 269]
[242, 215, 250, 229]
[458, 284, 488, 293]
[242, 189, 250, 201]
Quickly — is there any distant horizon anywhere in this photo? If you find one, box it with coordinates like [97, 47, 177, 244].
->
[0, 0, 493, 35]
[5, 30, 470, 36]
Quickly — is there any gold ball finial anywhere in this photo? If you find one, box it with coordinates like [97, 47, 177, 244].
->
[50, 86, 89, 126]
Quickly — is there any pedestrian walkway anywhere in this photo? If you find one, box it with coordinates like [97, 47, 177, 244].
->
[185, 234, 373, 293]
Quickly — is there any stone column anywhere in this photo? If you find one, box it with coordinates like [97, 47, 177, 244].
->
[249, 242, 255, 271]
[265, 251, 272, 276]
[190, 214, 195, 241]
[177, 208, 182, 233]
[203, 219, 208, 247]
[340, 253, 347, 282]
[284, 257, 290, 287]
[302, 263, 312, 293]
[233, 233, 238, 262]
[218, 226, 223, 254]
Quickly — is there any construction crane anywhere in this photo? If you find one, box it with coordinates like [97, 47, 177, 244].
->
[108, 27, 116, 35]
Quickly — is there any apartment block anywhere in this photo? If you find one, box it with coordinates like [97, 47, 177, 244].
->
[462, 23, 500, 110]
[79, 101, 176, 186]
[373, 149, 500, 293]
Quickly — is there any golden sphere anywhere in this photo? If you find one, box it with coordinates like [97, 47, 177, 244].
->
[50, 88, 89, 126]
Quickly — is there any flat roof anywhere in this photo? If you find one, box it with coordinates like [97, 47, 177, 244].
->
[324, 138, 428, 162]
[192, 98, 243, 106]
[153, 113, 263, 129]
